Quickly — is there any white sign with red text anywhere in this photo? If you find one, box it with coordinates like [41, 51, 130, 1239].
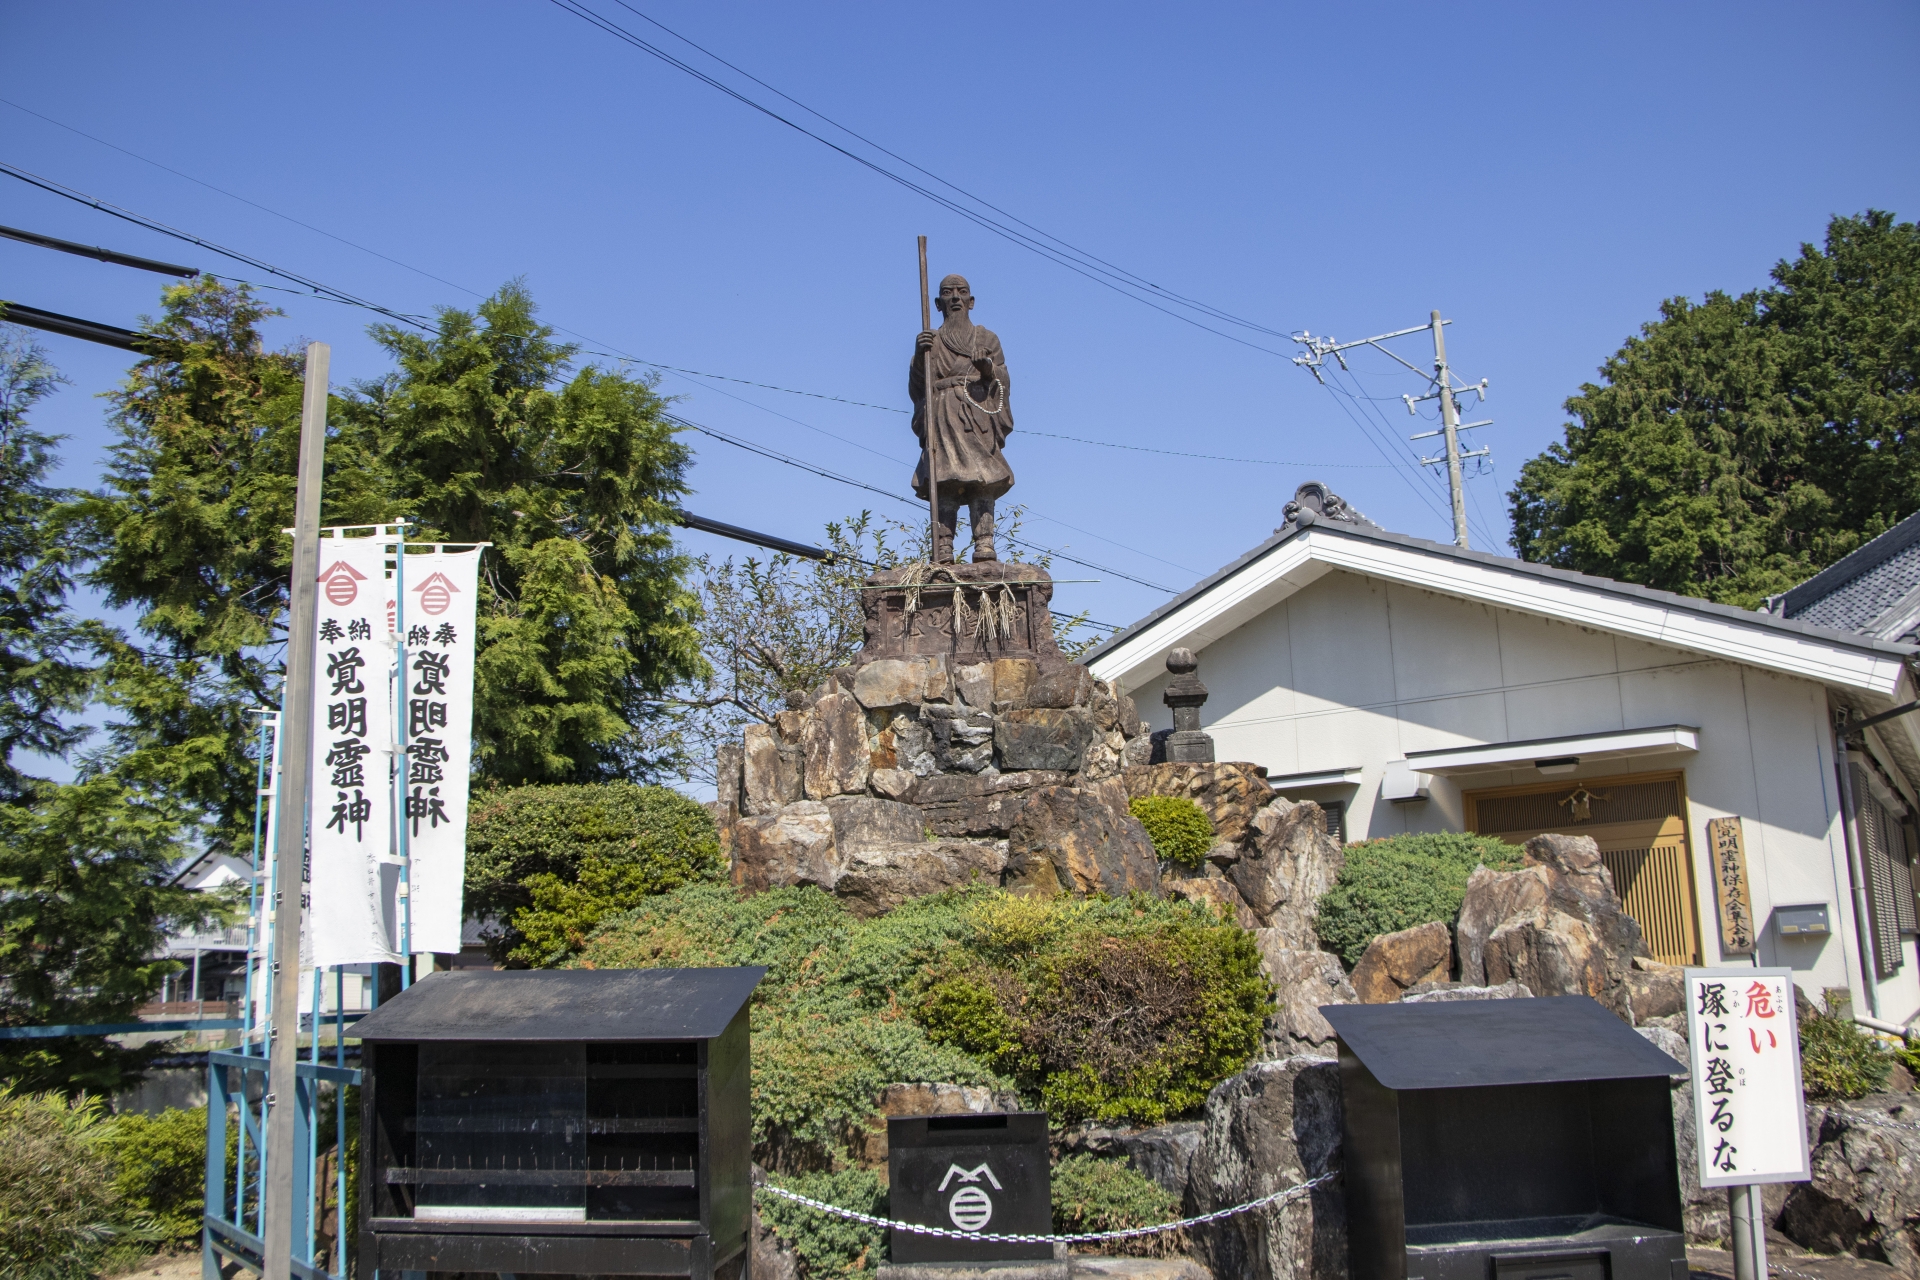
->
[1684, 966, 1812, 1187]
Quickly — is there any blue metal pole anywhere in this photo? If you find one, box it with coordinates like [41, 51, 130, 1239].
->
[334, 966, 347, 1280]
[306, 965, 321, 1265]
[203, 1058, 230, 1280]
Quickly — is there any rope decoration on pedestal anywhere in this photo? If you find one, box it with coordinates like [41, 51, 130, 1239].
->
[755, 1169, 1338, 1245]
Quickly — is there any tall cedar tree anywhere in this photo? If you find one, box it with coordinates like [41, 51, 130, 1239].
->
[0, 326, 217, 1095]
[1511, 211, 1920, 607]
[74, 280, 386, 854]
[348, 282, 703, 782]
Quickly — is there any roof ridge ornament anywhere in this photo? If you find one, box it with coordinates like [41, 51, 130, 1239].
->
[1283, 481, 1380, 531]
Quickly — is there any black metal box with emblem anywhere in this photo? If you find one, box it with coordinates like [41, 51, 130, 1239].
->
[1324, 996, 1688, 1280]
[887, 1112, 1052, 1264]
[354, 967, 763, 1278]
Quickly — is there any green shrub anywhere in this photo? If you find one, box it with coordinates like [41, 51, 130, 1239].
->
[1314, 832, 1524, 966]
[465, 782, 724, 965]
[1128, 797, 1215, 868]
[1051, 1154, 1183, 1257]
[98, 1105, 206, 1242]
[759, 1168, 888, 1276]
[916, 894, 1272, 1126]
[0, 1090, 157, 1280]
[1800, 1000, 1894, 1099]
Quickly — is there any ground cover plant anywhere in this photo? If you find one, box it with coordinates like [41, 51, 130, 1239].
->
[1799, 999, 1896, 1099]
[1050, 1154, 1184, 1257]
[1314, 831, 1525, 966]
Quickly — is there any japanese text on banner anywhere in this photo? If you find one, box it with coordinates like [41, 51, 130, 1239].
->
[399, 549, 480, 956]
[1684, 966, 1811, 1187]
[308, 536, 399, 967]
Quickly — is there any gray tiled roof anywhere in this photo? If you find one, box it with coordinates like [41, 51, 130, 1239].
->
[1082, 510, 1918, 666]
[1775, 510, 1920, 639]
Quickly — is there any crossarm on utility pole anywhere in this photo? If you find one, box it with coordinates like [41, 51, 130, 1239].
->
[1431, 310, 1470, 549]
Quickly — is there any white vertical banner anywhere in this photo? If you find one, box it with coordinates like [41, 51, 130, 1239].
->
[399, 547, 481, 955]
[1685, 966, 1812, 1186]
[308, 535, 400, 967]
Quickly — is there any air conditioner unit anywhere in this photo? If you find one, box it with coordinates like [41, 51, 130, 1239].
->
[1381, 760, 1430, 804]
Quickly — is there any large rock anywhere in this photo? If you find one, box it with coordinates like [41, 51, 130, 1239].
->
[953, 661, 994, 711]
[1780, 1094, 1920, 1275]
[731, 801, 838, 894]
[833, 841, 1007, 918]
[1625, 957, 1685, 1023]
[1164, 876, 1260, 929]
[825, 795, 923, 853]
[890, 714, 937, 777]
[1124, 761, 1276, 848]
[1230, 800, 1344, 946]
[802, 692, 871, 798]
[1400, 981, 1533, 1003]
[844, 1081, 1010, 1165]
[992, 657, 1041, 708]
[1251, 936, 1354, 1056]
[750, 1182, 802, 1280]
[853, 656, 942, 711]
[1120, 1122, 1205, 1203]
[1027, 663, 1094, 709]
[743, 722, 803, 816]
[1005, 781, 1161, 898]
[925, 704, 996, 773]
[1636, 1023, 1726, 1242]
[1456, 834, 1650, 1019]
[997, 707, 1097, 772]
[1349, 922, 1452, 1004]
[915, 770, 1070, 837]
[1191, 1057, 1346, 1280]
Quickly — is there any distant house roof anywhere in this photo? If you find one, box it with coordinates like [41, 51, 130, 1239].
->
[1773, 509, 1920, 642]
[1083, 488, 1917, 698]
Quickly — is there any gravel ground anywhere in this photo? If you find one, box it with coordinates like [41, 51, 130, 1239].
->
[1690, 1241, 1907, 1280]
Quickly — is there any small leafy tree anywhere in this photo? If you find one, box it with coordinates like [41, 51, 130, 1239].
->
[1314, 832, 1524, 966]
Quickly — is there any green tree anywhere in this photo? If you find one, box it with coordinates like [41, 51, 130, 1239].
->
[349, 282, 704, 782]
[0, 327, 91, 800]
[72, 279, 386, 851]
[1512, 211, 1920, 607]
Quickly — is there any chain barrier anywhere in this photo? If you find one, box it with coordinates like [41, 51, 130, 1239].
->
[754, 1169, 1338, 1245]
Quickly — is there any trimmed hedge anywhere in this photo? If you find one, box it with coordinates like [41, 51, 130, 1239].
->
[465, 782, 724, 965]
[1314, 831, 1525, 966]
[1129, 796, 1215, 869]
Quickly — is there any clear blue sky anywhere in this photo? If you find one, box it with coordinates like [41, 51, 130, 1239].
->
[3, 0, 1917, 636]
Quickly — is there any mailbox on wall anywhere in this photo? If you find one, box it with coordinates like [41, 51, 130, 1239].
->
[354, 966, 763, 1279]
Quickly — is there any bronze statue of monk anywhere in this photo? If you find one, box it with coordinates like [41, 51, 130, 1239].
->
[910, 273, 1013, 563]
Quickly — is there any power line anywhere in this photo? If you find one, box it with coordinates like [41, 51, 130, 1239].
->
[542, 0, 1296, 358]
[0, 161, 433, 330]
[1021, 428, 1410, 470]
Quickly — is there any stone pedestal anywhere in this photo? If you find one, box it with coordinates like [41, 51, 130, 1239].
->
[859, 562, 1064, 669]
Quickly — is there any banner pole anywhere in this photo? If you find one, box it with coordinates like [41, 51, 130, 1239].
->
[262, 340, 330, 1280]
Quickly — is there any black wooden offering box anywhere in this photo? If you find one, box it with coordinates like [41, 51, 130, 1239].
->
[355, 967, 762, 1278]
[1323, 996, 1688, 1280]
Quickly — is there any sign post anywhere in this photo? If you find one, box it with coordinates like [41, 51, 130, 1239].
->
[1685, 967, 1812, 1280]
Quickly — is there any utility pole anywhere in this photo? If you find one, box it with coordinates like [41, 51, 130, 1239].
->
[1290, 313, 1491, 549]
[262, 341, 329, 1280]
[1430, 310, 1469, 548]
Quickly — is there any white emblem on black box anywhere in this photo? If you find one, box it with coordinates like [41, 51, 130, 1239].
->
[938, 1162, 1003, 1232]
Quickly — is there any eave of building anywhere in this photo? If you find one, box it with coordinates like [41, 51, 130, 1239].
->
[1085, 522, 1916, 699]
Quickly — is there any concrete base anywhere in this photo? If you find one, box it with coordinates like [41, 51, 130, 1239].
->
[877, 1260, 1068, 1280]
[878, 1257, 1208, 1280]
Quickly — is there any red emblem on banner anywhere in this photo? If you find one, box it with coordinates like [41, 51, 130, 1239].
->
[317, 559, 368, 607]
[413, 571, 458, 617]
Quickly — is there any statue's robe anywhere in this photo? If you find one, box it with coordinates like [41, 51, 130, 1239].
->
[908, 318, 1014, 500]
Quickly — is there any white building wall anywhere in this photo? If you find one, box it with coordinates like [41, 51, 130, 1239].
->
[1130, 568, 1916, 1020]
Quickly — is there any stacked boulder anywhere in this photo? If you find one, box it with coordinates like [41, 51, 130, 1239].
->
[713, 654, 1355, 944]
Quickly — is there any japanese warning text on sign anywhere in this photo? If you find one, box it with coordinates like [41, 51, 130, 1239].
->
[308, 536, 399, 967]
[1684, 967, 1811, 1187]
[398, 548, 480, 956]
